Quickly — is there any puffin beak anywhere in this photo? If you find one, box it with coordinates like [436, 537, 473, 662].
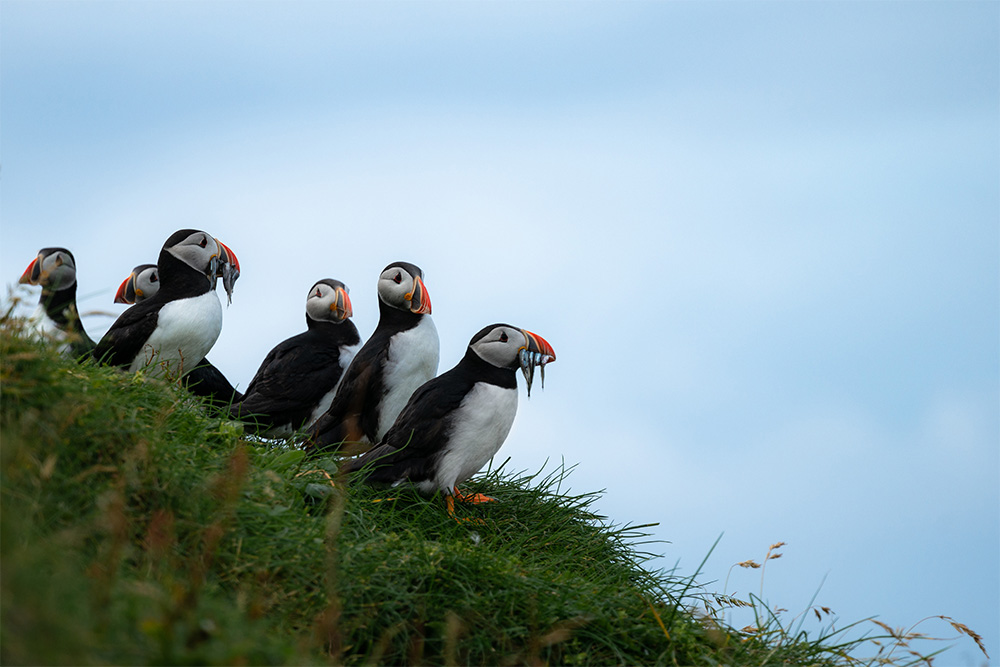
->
[406, 276, 432, 314]
[329, 286, 354, 321]
[114, 272, 138, 304]
[218, 240, 241, 274]
[518, 329, 556, 397]
[521, 329, 556, 363]
[207, 255, 220, 279]
[214, 237, 240, 304]
[18, 257, 41, 285]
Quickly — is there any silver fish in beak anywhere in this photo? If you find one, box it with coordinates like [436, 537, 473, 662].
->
[517, 329, 556, 397]
[216, 239, 241, 305]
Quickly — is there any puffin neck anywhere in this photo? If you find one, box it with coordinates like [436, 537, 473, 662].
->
[155, 250, 213, 300]
[306, 314, 345, 332]
[40, 282, 81, 330]
[375, 296, 424, 332]
[459, 346, 518, 389]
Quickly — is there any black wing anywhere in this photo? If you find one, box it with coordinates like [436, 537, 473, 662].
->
[92, 300, 161, 368]
[185, 358, 243, 408]
[304, 330, 392, 452]
[341, 365, 474, 485]
[235, 333, 351, 430]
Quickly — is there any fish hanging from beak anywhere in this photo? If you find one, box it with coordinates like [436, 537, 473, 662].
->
[216, 239, 241, 305]
[517, 329, 556, 397]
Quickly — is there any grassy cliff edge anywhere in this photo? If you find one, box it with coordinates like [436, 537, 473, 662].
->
[0, 316, 986, 665]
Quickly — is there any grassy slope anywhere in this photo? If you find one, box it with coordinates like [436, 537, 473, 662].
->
[1, 317, 984, 666]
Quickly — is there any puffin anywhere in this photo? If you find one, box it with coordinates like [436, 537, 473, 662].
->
[114, 262, 243, 407]
[231, 279, 361, 435]
[93, 229, 239, 380]
[304, 261, 438, 454]
[341, 323, 556, 517]
[113, 263, 159, 305]
[18, 247, 96, 357]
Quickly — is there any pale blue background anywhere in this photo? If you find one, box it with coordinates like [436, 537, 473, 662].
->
[2, 2, 997, 663]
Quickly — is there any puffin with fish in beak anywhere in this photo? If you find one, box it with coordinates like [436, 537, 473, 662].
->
[94, 229, 239, 379]
[342, 323, 555, 518]
[113, 259, 243, 407]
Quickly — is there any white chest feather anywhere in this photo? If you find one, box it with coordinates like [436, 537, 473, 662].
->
[28, 304, 72, 355]
[131, 292, 222, 377]
[304, 341, 362, 430]
[423, 382, 518, 493]
[28, 303, 56, 334]
[378, 316, 439, 439]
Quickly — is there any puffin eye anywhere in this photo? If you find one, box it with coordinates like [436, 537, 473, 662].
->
[499, 332, 508, 343]
[150, 274, 159, 283]
[199, 236, 208, 248]
[393, 273, 402, 284]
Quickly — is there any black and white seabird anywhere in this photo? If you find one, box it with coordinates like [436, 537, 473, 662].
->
[114, 262, 242, 407]
[113, 263, 158, 305]
[304, 261, 438, 453]
[94, 229, 239, 380]
[342, 323, 556, 516]
[232, 279, 362, 435]
[19, 247, 96, 357]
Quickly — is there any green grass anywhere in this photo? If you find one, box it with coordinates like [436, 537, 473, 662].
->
[1, 312, 988, 666]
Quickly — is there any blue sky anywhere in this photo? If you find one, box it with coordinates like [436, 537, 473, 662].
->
[2, 2, 997, 662]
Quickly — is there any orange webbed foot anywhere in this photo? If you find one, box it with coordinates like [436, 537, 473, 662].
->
[453, 487, 496, 504]
[446, 490, 491, 524]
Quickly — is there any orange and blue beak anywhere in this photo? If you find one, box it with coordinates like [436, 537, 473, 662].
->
[407, 275, 432, 314]
[521, 329, 556, 363]
[217, 240, 241, 275]
[114, 271, 138, 304]
[331, 285, 353, 321]
[215, 238, 240, 304]
[518, 329, 556, 396]
[18, 256, 41, 285]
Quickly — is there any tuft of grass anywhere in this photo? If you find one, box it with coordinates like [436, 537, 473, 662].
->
[0, 312, 987, 665]
[705, 541, 990, 667]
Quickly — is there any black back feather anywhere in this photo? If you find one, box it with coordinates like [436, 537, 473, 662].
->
[304, 298, 425, 453]
[93, 233, 213, 368]
[342, 347, 517, 487]
[233, 318, 361, 431]
[185, 359, 243, 409]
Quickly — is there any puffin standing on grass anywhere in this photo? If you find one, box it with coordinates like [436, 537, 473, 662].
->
[114, 262, 242, 407]
[94, 229, 239, 380]
[342, 323, 555, 517]
[304, 261, 438, 454]
[231, 279, 362, 435]
[19, 247, 96, 357]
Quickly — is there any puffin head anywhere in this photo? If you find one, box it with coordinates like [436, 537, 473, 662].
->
[472, 324, 555, 396]
[377, 261, 431, 314]
[306, 279, 353, 324]
[19, 248, 78, 291]
[163, 229, 222, 281]
[114, 264, 159, 304]
[162, 230, 239, 301]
